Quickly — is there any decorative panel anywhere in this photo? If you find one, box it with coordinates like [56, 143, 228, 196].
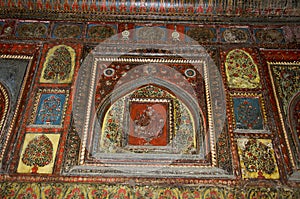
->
[15, 22, 49, 38]
[230, 94, 266, 131]
[17, 133, 60, 174]
[237, 138, 280, 179]
[29, 89, 69, 127]
[40, 45, 76, 84]
[225, 49, 261, 89]
[220, 28, 250, 43]
[268, 61, 300, 169]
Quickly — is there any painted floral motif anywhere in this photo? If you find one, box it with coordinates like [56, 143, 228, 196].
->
[87, 25, 116, 39]
[233, 97, 263, 130]
[255, 29, 284, 43]
[247, 188, 278, 199]
[16, 22, 48, 38]
[22, 135, 53, 173]
[110, 187, 130, 199]
[181, 190, 200, 199]
[16, 187, 38, 199]
[41, 45, 75, 83]
[0, 182, 297, 199]
[65, 187, 86, 199]
[225, 49, 260, 89]
[222, 28, 249, 43]
[136, 26, 166, 41]
[271, 65, 300, 115]
[158, 188, 179, 199]
[186, 27, 216, 42]
[43, 185, 63, 199]
[90, 188, 109, 199]
[238, 139, 279, 179]
[53, 24, 82, 38]
[202, 188, 225, 199]
[35, 94, 66, 125]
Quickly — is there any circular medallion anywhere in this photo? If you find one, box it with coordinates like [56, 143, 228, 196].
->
[104, 68, 115, 77]
[184, 68, 196, 78]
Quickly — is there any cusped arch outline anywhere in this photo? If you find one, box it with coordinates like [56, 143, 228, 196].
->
[92, 75, 206, 156]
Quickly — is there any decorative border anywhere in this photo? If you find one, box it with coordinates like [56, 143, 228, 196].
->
[0, 83, 9, 132]
[0, 54, 34, 165]
[72, 57, 224, 176]
[229, 92, 268, 133]
[29, 88, 69, 128]
[268, 61, 300, 170]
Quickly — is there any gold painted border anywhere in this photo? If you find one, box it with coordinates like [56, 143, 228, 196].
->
[29, 88, 70, 127]
[79, 59, 217, 168]
[267, 61, 300, 169]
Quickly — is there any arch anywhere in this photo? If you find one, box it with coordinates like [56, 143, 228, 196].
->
[288, 92, 300, 161]
[0, 82, 10, 133]
[92, 75, 206, 155]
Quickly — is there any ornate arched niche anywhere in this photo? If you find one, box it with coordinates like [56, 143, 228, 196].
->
[70, 27, 227, 177]
[0, 82, 9, 134]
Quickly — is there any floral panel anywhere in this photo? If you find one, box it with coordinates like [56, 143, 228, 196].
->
[185, 26, 217, 42]
[231, 94, 266, 130]
[40, 45, 76, 84]
[268, 62, 300, 168]
[17, 133, 60, 174]
[15, 22, 48, 38]
[225, 49, 261, 89]
[29, 88, 69, 127]
[237, 138, 280, 179]
[254, 29, 285, 43]
[135, 26, 167, 41]
[220, 28, 250, 43]
[52, 23, 82, 39]
[87, 24, 117, 40]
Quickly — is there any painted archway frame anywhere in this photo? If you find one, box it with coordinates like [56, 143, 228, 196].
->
[267, 59, 300, 178]
[0, 44, 38, 171]
[71, 42, 227, 177]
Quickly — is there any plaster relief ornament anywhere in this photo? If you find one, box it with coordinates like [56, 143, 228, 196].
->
[225, 49, 261, 89]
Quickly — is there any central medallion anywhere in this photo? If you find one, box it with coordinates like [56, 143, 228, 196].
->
[128, 99, 171, 146]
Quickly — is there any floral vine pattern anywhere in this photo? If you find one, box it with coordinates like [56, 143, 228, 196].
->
[225, 49, 260, 89]
[233, 97, 263, 130]
[237, 139, 279, 179]
[21, 135, 53, 173]
[40, 45, 76, 83]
